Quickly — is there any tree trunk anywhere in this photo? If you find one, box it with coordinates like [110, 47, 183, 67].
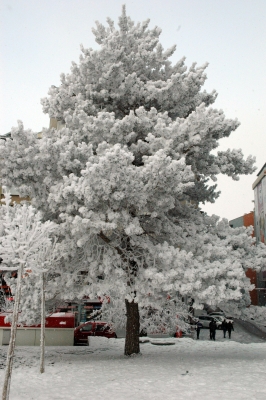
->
[124, 299, 140, 356]
[40, 272, 45, 374]
[2, 265, 23, 400]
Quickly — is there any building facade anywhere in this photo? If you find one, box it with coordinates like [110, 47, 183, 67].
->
[229, 211, 259, 305]
[253, 163, 266, 305]
[253, 163, 266, 245]
[229, 163, 266, 306]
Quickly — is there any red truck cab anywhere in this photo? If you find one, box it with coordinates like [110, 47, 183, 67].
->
[74, 321, 116, 345]
[0, 312, 75, 329]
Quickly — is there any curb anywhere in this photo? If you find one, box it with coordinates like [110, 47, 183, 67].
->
[235, 319, 266, 340]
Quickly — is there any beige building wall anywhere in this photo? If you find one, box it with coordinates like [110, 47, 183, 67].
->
[0, 328, 74, 346]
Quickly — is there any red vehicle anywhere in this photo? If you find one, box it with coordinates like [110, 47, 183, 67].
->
[74, 321, 117, 345]
[0, 312, 75, 329]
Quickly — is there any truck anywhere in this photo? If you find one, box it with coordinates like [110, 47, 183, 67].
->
[0, 312, 75, 346]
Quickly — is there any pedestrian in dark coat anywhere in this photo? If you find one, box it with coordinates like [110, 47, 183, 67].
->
[196, 321, 203, 339]
[209, 319, 217, 340]
[227, 321, 234, 339]
[221, 319, 228, 338]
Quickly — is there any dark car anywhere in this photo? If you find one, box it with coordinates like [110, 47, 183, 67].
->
[208, 312, 225, 317]
[74, 321, 117, 345]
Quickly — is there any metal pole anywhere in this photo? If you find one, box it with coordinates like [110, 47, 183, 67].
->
[78, 303, 81, 326]
[40, 272, 45, 373]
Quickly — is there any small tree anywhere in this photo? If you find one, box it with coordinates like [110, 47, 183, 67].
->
[0, 191, 56, 399]
[1, 7, 265, 356]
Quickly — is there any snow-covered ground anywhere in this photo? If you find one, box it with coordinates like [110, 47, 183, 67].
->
[1, 322, 266, 400]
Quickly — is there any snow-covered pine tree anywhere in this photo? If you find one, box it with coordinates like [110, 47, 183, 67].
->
[1, 7, 265, 355]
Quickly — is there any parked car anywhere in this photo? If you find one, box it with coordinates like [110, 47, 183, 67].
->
[211, 315, 224, 323]
[208, 312, 225, 317]
[197, 315, 222, 329]
[225, 316, 234, 323]
[74, 321, 117, 345]
[209, 314, 234, 325]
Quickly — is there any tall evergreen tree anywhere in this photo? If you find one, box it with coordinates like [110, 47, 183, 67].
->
[1, 7, 265, 355]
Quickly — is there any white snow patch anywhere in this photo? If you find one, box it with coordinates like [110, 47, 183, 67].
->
[0, 324, 266, 399]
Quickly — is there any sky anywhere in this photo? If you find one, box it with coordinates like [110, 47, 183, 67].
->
[0, 0, 265, 221]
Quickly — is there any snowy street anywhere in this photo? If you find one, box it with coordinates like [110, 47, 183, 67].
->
[192, 320, 266, 343]
[1, 322, 266, 400]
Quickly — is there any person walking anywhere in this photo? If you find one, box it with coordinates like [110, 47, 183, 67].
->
[196, 321, 203, 339]
[227, 321, 234, 339]
[209, 319, 217, 340]
[221, 319, 228, 338]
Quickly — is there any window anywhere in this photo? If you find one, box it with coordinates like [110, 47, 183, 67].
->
[95, 324, 104, 332]
[82, 324, 93, 331]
